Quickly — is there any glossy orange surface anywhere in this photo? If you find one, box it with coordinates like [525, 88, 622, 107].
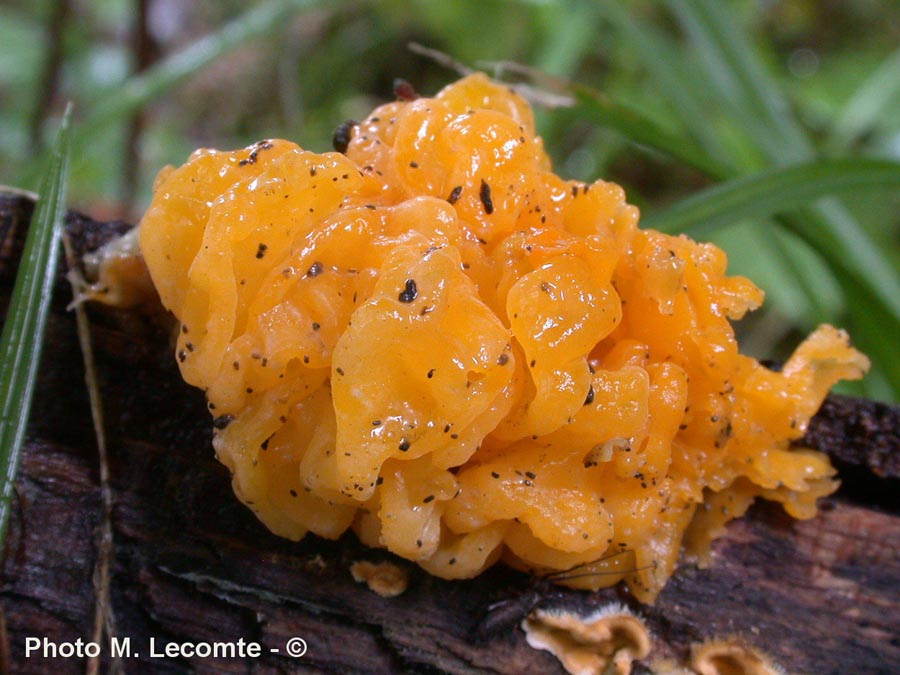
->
[139, 75, 868, 602]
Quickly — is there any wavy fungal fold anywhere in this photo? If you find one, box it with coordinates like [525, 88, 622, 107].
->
[139, 74, 868, 602]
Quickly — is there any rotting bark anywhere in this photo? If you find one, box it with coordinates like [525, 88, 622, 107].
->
[1, 193, 898, 675]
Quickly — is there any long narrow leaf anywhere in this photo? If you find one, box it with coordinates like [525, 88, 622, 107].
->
[787, 199, 900, 319]
[25, 0, 329, 186]
[666, 0, 812, 163]
[829, 46, 900, 150]
[832, 275, 900, 399]
[594, 3, 737, 176]
[660, 0, 900, 398]
[645, 158, 900, 327]
[78, 0, 322, 142]
[570, 85, 725, 178]
[533, 2, 601, 76]
[0, 106, 71, 548]
[668, 0, 897, 323]
[643, 158, 900, 237]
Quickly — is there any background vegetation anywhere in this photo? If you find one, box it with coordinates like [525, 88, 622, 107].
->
[1, 0, 898, 401]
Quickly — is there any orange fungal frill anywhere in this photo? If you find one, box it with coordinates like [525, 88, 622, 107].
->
[139, 74, 868, 602]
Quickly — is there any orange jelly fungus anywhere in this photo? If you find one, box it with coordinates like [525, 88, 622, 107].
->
[139, 74, 869, 602]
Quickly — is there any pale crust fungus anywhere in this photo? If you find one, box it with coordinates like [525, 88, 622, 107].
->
[690, 638, 787, 675]
[79, 227, 158, 308]
[349, 560, 409, 598]
[522, 604, 651, 675]
[646, 661, 696, 675]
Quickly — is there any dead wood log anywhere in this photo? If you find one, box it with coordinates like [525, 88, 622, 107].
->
[1, 194, 898, 675]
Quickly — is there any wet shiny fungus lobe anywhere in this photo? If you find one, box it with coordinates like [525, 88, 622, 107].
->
[137, 73, 869, 603]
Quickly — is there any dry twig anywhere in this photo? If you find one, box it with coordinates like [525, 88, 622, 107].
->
[61, 233, 121, 675]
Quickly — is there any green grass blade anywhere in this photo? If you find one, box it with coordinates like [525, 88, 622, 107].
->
[0, 106, 71, 548]
[24, 0, 329, 186]
[779, 203, 900, 398]
[829, 46, 900, 151]
[665, 0, 812, 163]
[786, 199, 900, 319]
[78, 0, 322, 140]
[644, 158, 900, 317]
[645, 158, 900, 397]
[570, 84, 726, 178]
[835, 276, 900, 398]
[639, 1, 900, 346]
[643, 158, 900, 237]
[532, 1, 601, 76]
[594, 3, 737, 175]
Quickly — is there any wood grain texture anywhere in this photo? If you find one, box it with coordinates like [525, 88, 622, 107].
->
[1, 195, 898, 675]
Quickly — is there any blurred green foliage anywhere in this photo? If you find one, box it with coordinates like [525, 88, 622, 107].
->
[0, 0, 898, 401]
